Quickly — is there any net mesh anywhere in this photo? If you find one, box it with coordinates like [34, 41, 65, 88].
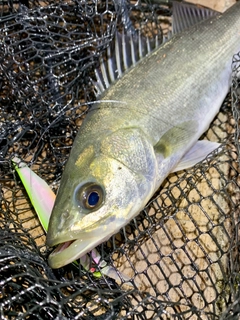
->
[0, 0, 240, 319]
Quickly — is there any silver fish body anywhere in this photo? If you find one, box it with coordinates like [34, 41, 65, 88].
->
[47, 2, 240, 268]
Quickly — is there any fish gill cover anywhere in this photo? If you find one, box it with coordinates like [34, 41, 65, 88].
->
[0, 0, 240, 319]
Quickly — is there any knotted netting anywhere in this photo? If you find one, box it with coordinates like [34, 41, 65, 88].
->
[1, 0, 240, 319]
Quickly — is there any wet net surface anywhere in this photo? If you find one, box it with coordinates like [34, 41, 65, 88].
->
[1, 0, 240, 319]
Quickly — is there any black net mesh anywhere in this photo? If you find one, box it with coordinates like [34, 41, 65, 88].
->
[1, 0, 240, 319]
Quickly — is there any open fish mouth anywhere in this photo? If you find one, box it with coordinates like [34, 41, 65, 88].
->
[48, 232, 111, 269]
[51, 240, 74, 254]
[47, 212, 130, 269]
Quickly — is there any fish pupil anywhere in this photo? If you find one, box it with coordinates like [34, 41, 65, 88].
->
[88, 191, 99, 207]
[75, 182, 105, 211]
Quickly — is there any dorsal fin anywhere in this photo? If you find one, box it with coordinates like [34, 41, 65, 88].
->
[93, 1, 219, 97]
[94, 30, 160, 97]
[172, 1, 219, 34]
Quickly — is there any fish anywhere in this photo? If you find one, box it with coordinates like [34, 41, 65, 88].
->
[46, 1, 240, 269]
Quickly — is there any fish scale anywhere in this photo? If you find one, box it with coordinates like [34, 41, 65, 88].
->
[46, 1, 240, 269]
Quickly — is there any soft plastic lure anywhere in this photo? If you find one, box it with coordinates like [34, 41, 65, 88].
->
[12, 156, 131, 283]
[12, 157, 55, 232]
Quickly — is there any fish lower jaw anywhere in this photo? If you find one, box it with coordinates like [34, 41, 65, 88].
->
[47, 213, 139, 269]
[47, 232, 112, 269]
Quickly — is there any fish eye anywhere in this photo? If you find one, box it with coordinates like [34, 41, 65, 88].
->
[75, 182, 105, 211]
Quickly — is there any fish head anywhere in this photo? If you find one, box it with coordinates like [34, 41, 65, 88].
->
[46, 128, 157, 268]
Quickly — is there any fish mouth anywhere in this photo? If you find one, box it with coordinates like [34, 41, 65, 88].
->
[48, 232, 111, 269]
[47, 214, 129, 269]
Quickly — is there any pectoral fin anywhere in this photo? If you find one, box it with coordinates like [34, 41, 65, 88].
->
[154, 121, 221, 173]
[171, 140, 221, 172]
[154, 120, 199, 158]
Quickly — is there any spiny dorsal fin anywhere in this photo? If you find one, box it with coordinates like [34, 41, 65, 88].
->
[93, 1, 219, 97]
[94, 30, 160, 97]
[172, 1, 219, 35]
